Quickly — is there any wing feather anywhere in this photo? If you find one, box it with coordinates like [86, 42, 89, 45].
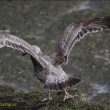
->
[0, 32, 45, 68]
[53, 16, 110, 66]
[30, 55, 46, 82]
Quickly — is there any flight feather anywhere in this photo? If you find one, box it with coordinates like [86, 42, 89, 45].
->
[53, 16, 110, 66]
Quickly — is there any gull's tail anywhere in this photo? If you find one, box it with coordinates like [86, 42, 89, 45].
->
[44, 74, 81, 90]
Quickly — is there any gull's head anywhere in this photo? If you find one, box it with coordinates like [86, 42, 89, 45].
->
[32, 45, 42, 55]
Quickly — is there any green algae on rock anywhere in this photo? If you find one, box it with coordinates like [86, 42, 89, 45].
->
[0, 85, 109, 110]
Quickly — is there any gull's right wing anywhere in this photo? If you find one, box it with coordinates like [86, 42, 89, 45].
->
[0, 32, 46, 69]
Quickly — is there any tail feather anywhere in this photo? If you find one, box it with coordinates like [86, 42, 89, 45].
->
[100, 16, 110, 28]
[44, 76, 81, 90]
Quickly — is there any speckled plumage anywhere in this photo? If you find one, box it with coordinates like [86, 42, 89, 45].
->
[0, 16, 110, 100]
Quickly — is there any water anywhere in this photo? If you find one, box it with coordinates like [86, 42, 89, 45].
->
[88, 83, 109, 101]
[94, 49, 110, 64]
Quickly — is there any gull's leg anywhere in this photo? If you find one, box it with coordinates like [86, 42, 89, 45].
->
[41, 90, 52, 101]
[63, 89, 74, 101]
[48, 90, 52, 100]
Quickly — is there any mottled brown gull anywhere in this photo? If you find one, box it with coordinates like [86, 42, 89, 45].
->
[0, 16, 110, 101]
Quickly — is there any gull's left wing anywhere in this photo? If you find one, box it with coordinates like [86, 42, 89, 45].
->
[53, 16, 110, 66]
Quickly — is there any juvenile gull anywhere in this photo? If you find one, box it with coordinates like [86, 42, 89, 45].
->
[0, 16, 110, 101]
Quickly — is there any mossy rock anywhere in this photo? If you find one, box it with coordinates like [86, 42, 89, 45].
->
[0, 85, 109, 110]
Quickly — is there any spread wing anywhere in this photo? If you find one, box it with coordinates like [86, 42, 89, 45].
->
[30, 55, 47, 82]
[53, 16, 110, 66]
[0, 32, 45, 71]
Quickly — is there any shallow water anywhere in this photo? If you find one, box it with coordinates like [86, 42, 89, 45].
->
[87, 83, 109, 101]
